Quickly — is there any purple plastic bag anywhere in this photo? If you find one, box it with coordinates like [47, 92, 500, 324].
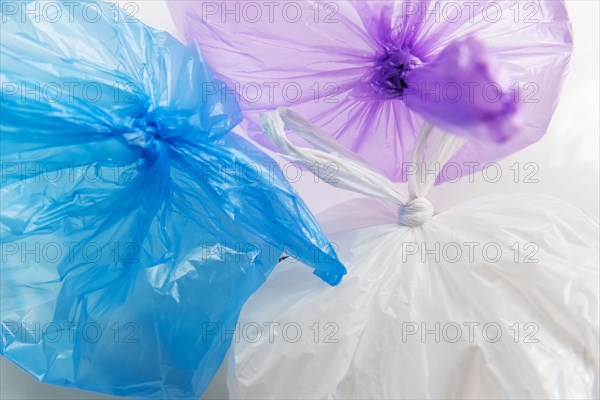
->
[169, 0, 573, 182]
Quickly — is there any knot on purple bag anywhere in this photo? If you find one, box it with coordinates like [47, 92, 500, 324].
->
[372, 46, 422, 99]
[397, 197, 434, 227]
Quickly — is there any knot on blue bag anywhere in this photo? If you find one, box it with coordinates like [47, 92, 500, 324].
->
[397, 197, 434, 227]
[122, 110, 176, 161]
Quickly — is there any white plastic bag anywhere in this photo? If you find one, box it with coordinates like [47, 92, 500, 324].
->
[226, 109, 599, 399]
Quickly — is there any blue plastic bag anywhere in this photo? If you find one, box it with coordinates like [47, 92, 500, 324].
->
[0, 1, 346, 398]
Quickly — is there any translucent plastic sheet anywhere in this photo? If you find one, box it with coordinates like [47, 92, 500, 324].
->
[169, 0, 573, 182]
[0, 2, 345, 398]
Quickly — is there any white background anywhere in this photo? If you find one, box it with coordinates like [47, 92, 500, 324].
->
[2, 1, 598, 399]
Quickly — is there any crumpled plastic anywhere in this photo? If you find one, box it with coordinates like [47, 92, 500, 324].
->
[225, 109, 600, 399]
[0, 2, 345, 399]
[169, 0, 573, 182]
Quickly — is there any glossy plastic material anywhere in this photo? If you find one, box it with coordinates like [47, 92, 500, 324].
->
[0, 2, 345, 399]
[226, 110, 599, 399]
[169, 0, 573, 182]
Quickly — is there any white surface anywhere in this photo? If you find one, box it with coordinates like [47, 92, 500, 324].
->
[2, 1, 598, 399]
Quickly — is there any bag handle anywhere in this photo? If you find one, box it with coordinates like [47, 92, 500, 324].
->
[262, 108, 408, 205]
[261, 108, 465, 227]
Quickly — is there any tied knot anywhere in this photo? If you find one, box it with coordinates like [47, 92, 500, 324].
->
[123, 116, 166, 161]
[397, 197, 434, 227]
[372, 46, 422, 99]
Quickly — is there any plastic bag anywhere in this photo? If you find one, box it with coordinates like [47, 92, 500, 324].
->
[0, 3, 345, 399]
[225, 109, 599, 399]
[168, 0, 573, 182]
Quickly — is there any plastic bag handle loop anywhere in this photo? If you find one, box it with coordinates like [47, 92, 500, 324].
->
[262, 108, 466, 226]
[262, 108, 408, 205]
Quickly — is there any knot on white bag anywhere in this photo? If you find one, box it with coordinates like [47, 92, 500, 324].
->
[397, 197, 434, 227]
